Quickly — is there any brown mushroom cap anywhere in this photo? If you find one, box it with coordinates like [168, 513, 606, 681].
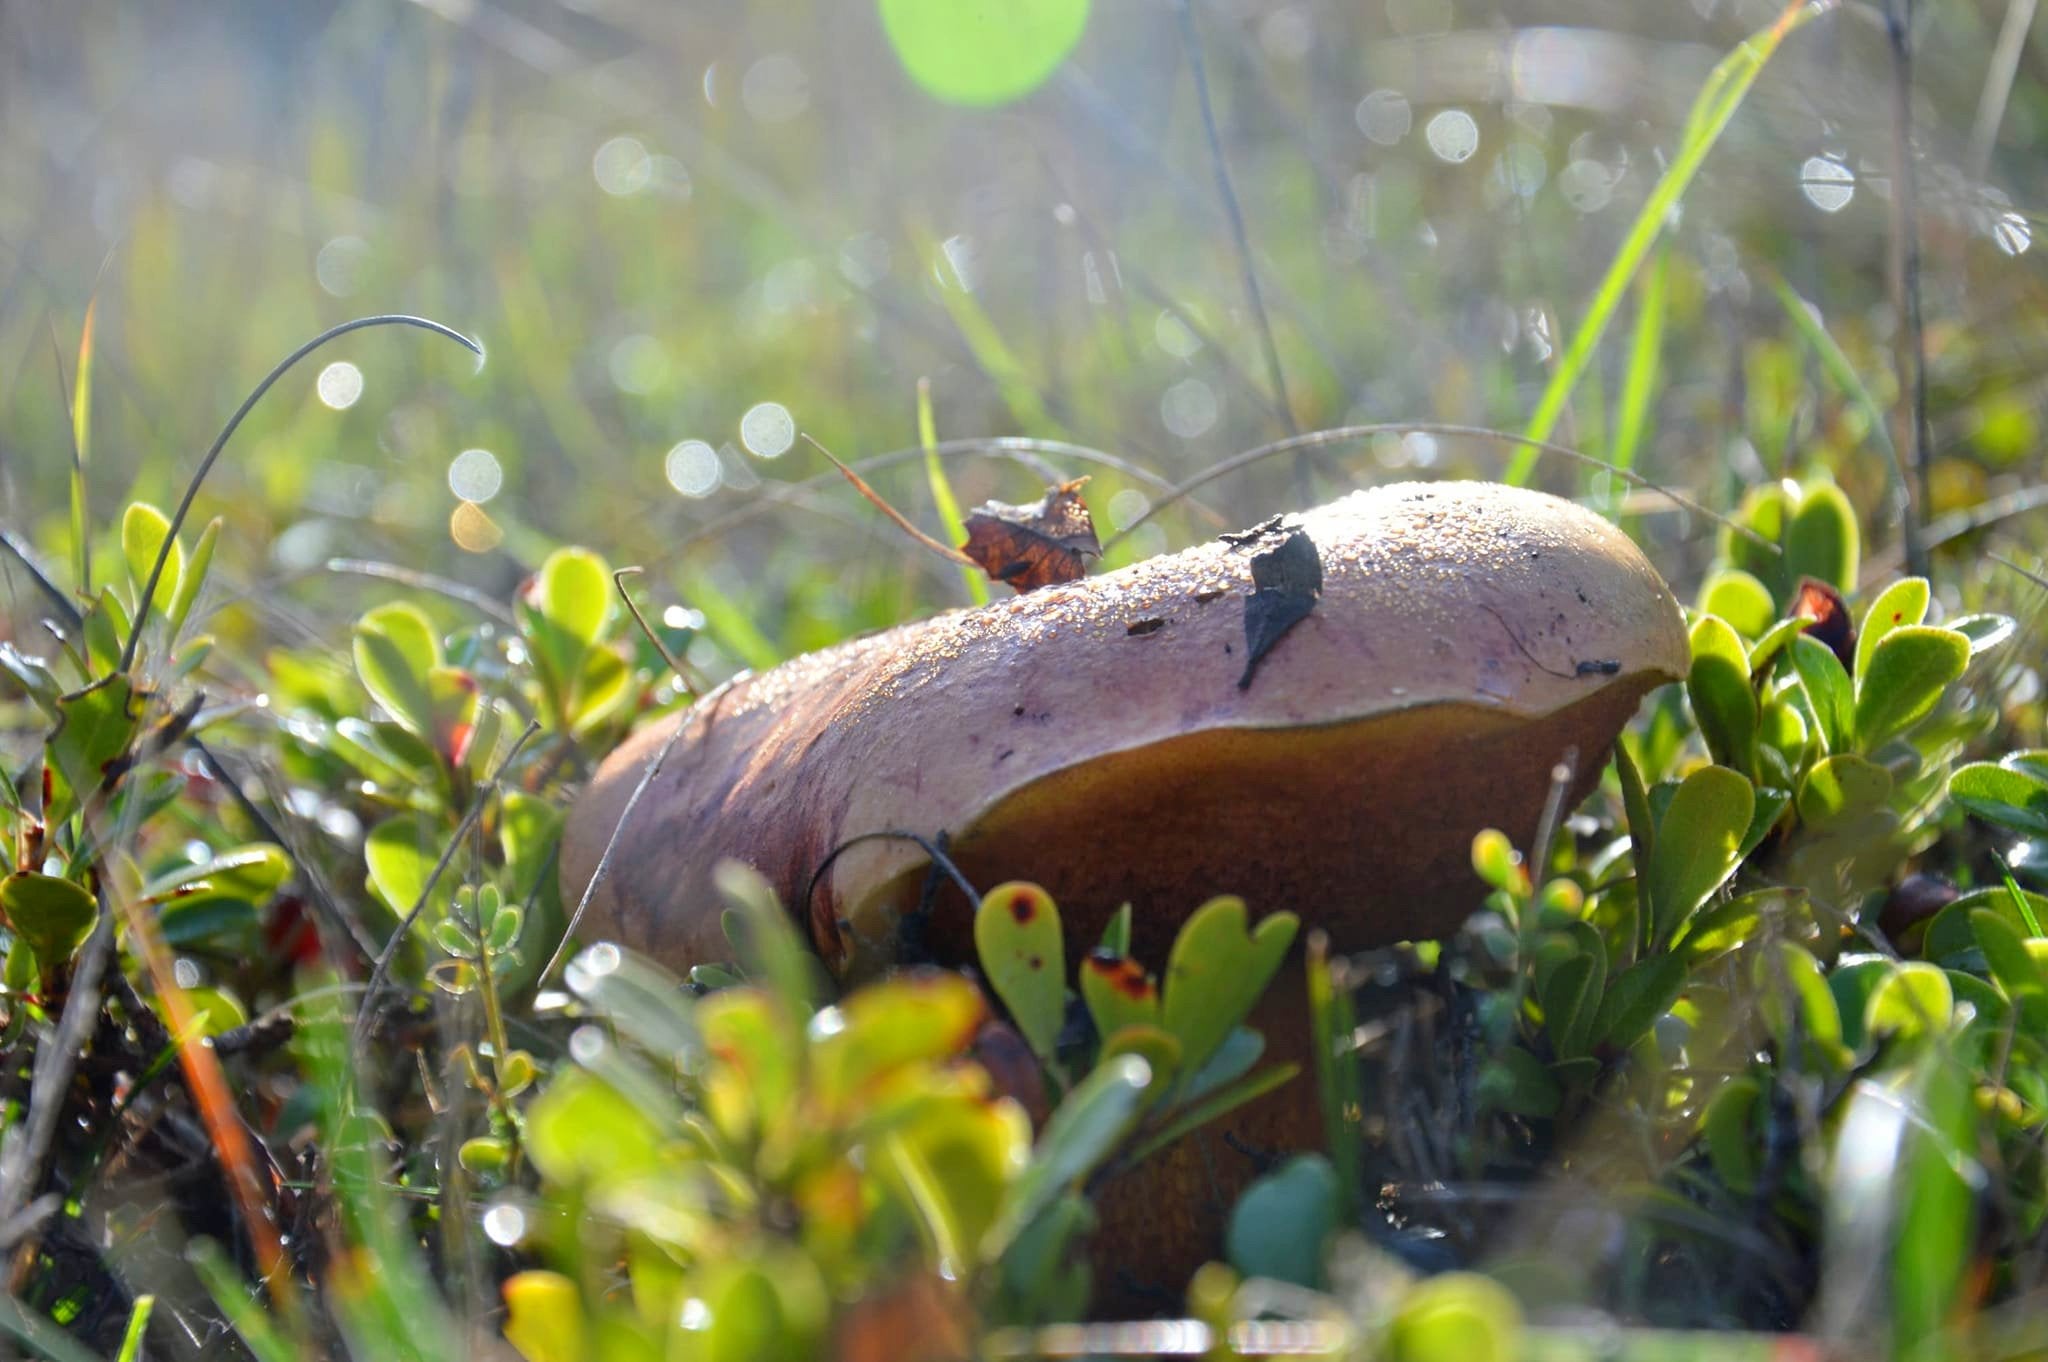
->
[562, 480, 1688, 974]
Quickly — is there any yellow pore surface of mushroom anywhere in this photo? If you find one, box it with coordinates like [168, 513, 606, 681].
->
[562, 480, 1689, 976]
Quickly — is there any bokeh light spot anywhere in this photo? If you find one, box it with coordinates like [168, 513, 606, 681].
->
[1425, 109, 1480, 163]
[315, 236, 371, 297]
[1354, 90, 1412, 146]
[448, 448, 504, 503]
[666, 439, 722, 496]
[740, 403, 796, 458]
[482, 1203, 526, 1247]
[1160, 378, 1219, 439]
[450, 501, 503, 553]
[1799, 155, 1854, 213]
[317, 361, 363, 410]
[1994, 211, 2032, 256]
[742, 53, 810, 123]
[593, 136, 653, 195]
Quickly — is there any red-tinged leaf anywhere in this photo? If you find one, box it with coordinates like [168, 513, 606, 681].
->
[960, 478, 1100, 592]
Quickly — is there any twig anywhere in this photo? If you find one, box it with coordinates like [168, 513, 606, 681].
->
[539, 700, 706, 986]
[187, 736, 381, 966]
[1100, 421, 1779, 553]
[1883, 0, 1933, 580]
[0, 898, 116, 1241]
[612, 567, 708, 699]
[348, 721, 540, 1059]
[1967, 0, 2036, 181]
[324, 558, 517, 627]
[123, 315, 482, 672]
[802, 432, 977, 568]
[0, 528, 82, 629]
[1176, 0, 1299, 446]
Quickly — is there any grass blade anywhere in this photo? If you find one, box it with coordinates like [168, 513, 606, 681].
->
[69, 300, 97, 596]
[1606, 245, 1668, 517]
[921, 378, 988, 606]
[1509, 0, 1828, 483]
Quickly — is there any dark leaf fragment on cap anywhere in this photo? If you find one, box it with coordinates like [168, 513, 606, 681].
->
[1236, 527, 1324, 691]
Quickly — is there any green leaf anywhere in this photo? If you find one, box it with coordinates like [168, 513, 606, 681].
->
[562, 945, 699, 1067]
[1970, 909, 2047, 1024]
[526, 1069, 665, 1189]
[1949, 760, 2048, 836]
[48, 674, 140, 821]
[426, 666, 480, 766]
[1613, 739, 1656, 886]
[566, 648, 631, 737]
[1853, 626, 1969, 750]
[1646, 765, 1753, 947]
[166, 516, 220, 640]
[986, 1052, 1153, 1258]
[1686, 615, 1756, 775]
[1854, 577, 1930, 681]
[1080, 951, 1158, 1043]
[0, 872, 98, 968]
[809, 969, 986, 1109]
[1790, 634, 1854, 754]
[699, 986, 800, 1145]
[1739, 785, 1791, 859]
[1124, 1056, 1297, 1167]
[879, 1092, 1029, 1273]
[1386, 1272, 1524, 1362]
[177, 986, 248, 1037]
[1677, 888, 1801, 963]
[1532, 922, 1605, 1061]
[121, 501, 183, 619]
[1924, 887, 2048, 967]
[1829, 955, 1895, 1052]
[716, 861, 824, 1017]
[1225, 1154, 1339, 1289]
[1476, 1043, 1560, 1117]
[1756, 942, 1845, 1070]
[352, 603, 441, 740]
[1697, 569, 1776, 639]
[79, 588, 129, 678]
[1702, 1076, 1762, 1192]
[364, 814, 450, 922]
[1160, 896, 1297, 1083]
[145, 844, 291, 903]
[978, 880, 1073, 1048]
[1784, 481, 1859, 594]
[1591, 952, 1687, 1051]
[501, 1271, 587, 1362]
[535, 547, 611, 647]
[1723, 484, 1789, 595]
[1866, 961, 1952, 1046]
[1891, 1059, 1977, 1350]
[159, 896, 259, 950]
[1948, 612, 2016, 657]
[1746, 614, 1812, 678]
[1797, 753, 1893, 828]
[878, 0, 1089, 108]
[1098, 1024, 1183, 1096]
[0, 643, 64, 714]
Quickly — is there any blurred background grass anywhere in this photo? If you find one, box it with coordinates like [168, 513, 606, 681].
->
[3, 0, 2045, 670]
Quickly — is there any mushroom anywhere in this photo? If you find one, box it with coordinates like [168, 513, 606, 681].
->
[561, 480, 1688, 1296]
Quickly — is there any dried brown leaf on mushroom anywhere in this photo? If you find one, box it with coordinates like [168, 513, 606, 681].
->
[960, 478, 1101, 593]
